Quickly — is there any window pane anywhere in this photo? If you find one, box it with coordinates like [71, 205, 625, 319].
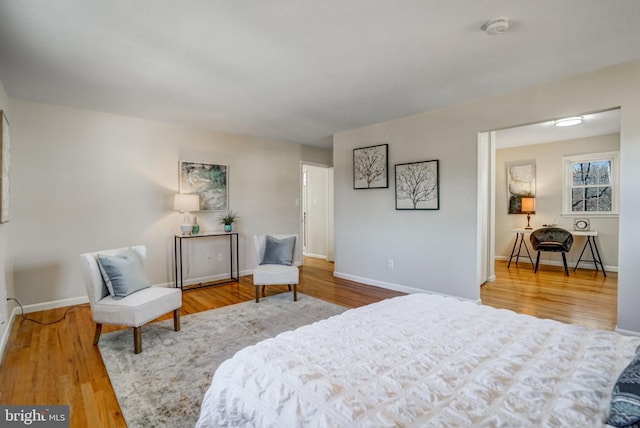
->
[585, 163, 598, 185]
[572, 188, 584, 211]
[596, 161, 611, 185]
[598, 186, 612, 211]
[585, 187, 598, 211]
[572, 163, 586, 185]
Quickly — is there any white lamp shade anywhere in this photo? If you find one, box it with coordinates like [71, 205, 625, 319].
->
[173, 194, 200, 212]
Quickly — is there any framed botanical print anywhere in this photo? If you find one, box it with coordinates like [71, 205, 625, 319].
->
[179, 161, 228, 211]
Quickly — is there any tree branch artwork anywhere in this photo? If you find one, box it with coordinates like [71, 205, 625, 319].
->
[353, 144, 388, 189]
[395, 160, 439, 210]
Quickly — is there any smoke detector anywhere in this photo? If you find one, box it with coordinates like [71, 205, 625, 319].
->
[481, 17, 509, 35]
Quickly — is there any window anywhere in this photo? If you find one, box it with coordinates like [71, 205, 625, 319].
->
[562, 151, 619, 216]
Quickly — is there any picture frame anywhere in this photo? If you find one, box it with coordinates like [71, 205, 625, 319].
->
[353, 143, 388, 189]
[395, 160, 439, 210]
[179, 161, 228, 211]
[0, 110, 10, 223]
[506, 162, 536, 214]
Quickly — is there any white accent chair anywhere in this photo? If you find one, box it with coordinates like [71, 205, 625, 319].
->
[80, 245, 182, 354]
[253, 234, 299, 303]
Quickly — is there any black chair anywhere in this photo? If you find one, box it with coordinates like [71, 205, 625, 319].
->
[529, 227, 574, 276]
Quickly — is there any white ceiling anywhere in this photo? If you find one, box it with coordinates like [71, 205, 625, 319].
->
[0, 1, 639, 149]
[494, 109, 621, 149]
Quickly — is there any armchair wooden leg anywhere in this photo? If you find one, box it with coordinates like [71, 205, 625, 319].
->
[133, 327, 142, 354]
[93, 323, 103, 345]
[293, 284, 297, 301]
[262, 285, 266, 297]
[173, 309, 181, 331]
[287, 285, 292, 291]
[255, 285, 260, 303]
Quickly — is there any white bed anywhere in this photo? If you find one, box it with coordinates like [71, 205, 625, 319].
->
[196, 293, 640, 427]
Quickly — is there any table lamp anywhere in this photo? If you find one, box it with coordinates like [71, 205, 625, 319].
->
[174, 194, 200, 235]
[521, 197, 535, 230]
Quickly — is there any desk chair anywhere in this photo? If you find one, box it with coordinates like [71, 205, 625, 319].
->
[530, 227, 574, 276]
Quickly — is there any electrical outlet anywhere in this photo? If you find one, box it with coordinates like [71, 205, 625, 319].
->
[387, 259, 394, 269]
[218, 253, 223, 262]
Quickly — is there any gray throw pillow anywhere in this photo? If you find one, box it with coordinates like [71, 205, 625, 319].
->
[261, 235, 296, 266]
[96, 248, 150, 299]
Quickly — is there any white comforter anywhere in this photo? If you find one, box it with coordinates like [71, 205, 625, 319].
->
[196, 294, 639, 427]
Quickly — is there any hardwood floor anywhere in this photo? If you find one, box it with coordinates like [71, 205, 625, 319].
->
[0, 257, 615, 427]
[483, 260, 617, 330]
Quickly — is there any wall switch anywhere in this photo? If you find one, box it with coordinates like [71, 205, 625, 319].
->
[387, 259, 394, 269]
[218, 253, 223, 262]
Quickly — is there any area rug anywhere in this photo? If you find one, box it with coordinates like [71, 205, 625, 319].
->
[98, 292, 347, 427]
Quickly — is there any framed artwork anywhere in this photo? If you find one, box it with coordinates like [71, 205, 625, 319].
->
[0, 111, 10, 223]
[179, 161, 228, 211]
[353, 143, 388, 189]
[506, 162, 536, 214]
[395, 160, 439, 210]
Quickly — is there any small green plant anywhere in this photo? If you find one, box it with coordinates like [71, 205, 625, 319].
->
[219, 211, 239, 225]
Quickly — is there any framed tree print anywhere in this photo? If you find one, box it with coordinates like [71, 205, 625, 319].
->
[353, 144, 388, 189]
[395, 160, 439, 210]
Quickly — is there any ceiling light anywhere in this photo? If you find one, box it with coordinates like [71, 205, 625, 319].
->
[481, 18, 509, 35]
[554, 117, 583, 127]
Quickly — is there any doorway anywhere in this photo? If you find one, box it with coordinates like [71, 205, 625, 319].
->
[477, 109, 621, 326]
[301, 163, 334, 264]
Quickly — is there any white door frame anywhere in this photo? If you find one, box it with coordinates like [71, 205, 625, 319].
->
[300, 161, 333, 261]
[477, 131, 496, 285]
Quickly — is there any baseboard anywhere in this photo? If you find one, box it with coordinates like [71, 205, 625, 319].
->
[15, 295, 90, 314]
[303, 253, 327, 260]
[615, 327, 640, 337]
[160, 269, 254, 288]
[494, 255, 618, 273]
[332, 271, 478, 303]
[0, 306, 18, 365]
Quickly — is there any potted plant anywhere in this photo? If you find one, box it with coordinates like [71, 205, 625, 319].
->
[220, 211, 239, 232]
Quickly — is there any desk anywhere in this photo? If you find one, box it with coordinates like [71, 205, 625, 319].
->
[573, 230, 606, 277]
[508, 228, 534, 269]
[174, 232, 239, 290]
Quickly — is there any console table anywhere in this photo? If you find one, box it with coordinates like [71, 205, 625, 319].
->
[174, 231, 239, 290]
[573, 230, 606, 277]
[507, 228, 534, 270]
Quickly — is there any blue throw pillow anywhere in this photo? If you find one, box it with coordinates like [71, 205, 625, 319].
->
[97, 248, 150, 299]
[608, 352, 640, 427]
[261, 235, 295, 266]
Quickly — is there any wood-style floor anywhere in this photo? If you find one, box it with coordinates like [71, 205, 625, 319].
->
[0, 257, 616, 427]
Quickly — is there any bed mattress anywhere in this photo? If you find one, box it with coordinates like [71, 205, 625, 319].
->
[197, 293, 639, 427]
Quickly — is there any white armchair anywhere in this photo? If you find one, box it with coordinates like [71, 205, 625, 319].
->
[80, 245, 182, 354]
[253, 234, 299, 303]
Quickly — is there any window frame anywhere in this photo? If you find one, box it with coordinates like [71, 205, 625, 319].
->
[562, 151, 619, 217]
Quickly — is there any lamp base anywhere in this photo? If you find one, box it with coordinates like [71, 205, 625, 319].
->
[525, 213, 532, 230]
[180, 224, 193, 235]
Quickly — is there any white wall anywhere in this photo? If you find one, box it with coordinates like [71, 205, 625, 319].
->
[334, 59, 640, 332]
[8, 100, 331, 306]
[495, 134, 620, 270]
[0, 80, 14, 356]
